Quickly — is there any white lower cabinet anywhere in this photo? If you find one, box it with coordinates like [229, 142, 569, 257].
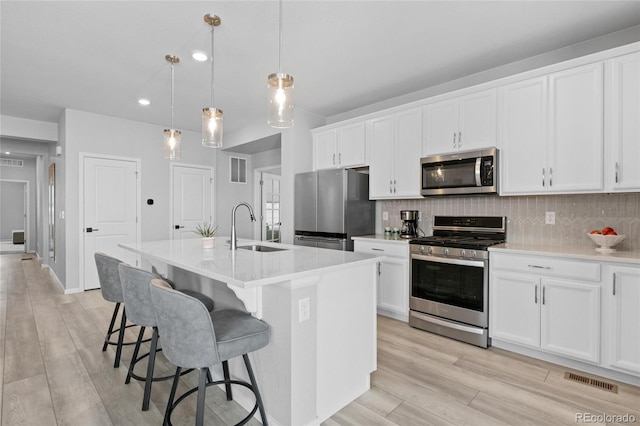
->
[354, 239, 409, 322]
[606, 265, 640, 376]
[490, 253, 601, 364]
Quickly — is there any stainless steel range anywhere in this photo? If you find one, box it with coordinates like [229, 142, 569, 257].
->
[409, 216, 506, 348]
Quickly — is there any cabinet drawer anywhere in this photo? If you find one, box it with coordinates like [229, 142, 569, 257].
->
[491, 253, 600, 282]
[354, 240, 409, 258]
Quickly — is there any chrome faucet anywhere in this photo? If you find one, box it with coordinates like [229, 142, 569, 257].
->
[230, 202, 256, 250]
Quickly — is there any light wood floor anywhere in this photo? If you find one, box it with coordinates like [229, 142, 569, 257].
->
[2, 253, 639, 426]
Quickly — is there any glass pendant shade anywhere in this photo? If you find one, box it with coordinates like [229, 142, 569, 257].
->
[163, 129, 181, 160]
[202, 107, 223, 148]
[267, 72, 294, 128]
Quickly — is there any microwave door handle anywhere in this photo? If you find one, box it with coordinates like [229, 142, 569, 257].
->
[475, 157, 482, 186]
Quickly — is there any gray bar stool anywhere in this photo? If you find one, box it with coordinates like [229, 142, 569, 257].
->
[149, 279, 271, 426]
[118, 264, 217, 411]
[94, 252, 146, 368]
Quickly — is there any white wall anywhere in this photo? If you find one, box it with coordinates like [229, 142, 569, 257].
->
[0, 115, 58, 142]
[0, 157, 36, 248]
[60, 109, 217, 291]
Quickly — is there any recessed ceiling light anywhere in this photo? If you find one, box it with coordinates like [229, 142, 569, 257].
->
[192, 51, 208, 62]
[4, 152, 10, 155]
[138, 98, 151, 106]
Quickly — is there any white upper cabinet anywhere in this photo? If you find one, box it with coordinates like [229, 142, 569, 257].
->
[499, 62, 604, 195]
[423, 89, 496, 156]
[606, 52, 640, 192]
[369, 108, 422, 199]
[313, 122, 367, 170]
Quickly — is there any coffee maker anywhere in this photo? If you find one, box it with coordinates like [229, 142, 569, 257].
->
[400, 210, 419, 238]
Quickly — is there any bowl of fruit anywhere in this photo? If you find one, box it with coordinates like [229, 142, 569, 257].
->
[588, 227, 626, 253]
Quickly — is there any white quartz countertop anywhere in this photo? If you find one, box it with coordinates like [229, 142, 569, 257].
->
[119, 238, 383, 289]
[489, 243, 640, 265]
[351, 234, 411, 244]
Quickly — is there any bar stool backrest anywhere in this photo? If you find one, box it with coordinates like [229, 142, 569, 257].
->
[118, 264, 161, 328]
[149, 279, 220, 369]
[94, 252, 125, 303]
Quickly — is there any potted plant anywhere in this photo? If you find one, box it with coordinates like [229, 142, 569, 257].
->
[194, 223, 218, 248]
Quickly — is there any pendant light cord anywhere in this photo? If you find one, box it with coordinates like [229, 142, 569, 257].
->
[170, 62, 175, 129]
[210, 23, 215, 105]
[278, 0, 283, 72]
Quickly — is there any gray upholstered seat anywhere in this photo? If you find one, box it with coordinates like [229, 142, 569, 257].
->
[94, 252, 141, 368]
[149, 279, 270, 426]
[118, 264, 215, 411]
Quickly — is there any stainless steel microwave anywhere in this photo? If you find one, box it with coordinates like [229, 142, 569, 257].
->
[420, 148, 498, 196]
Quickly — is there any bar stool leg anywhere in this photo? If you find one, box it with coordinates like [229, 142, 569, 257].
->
[114, 306, 128, 368]
[222, 360, 233, 401]
[196, 368, 208, 426]
[103, 302, 120, 352]
[126, 326, 146, 384]
[165, 367, 181, 426]
[243, 354, 268, 426]
[142, 327, 159, 411]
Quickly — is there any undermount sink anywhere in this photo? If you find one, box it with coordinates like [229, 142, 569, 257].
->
[238, 244, 288, 252]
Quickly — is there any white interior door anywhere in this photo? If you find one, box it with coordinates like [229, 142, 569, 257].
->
[83, 156, 139, 290]
[261, 172, 281, 242]
[171, 164, 213, 239]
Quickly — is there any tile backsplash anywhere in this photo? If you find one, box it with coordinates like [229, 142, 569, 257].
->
[378, 193, 640, 251]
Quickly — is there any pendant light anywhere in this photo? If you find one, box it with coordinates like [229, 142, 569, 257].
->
[163, 55, 181, 160]
[202, 14, 223, 148]
[267, 0, 294, 128]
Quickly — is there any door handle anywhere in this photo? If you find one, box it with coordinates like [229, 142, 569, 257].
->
[174, 225, 185, 230]
[86, 227, 99, 232]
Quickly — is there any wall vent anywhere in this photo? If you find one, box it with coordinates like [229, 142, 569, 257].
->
[564, 372, 618, 393]
[0, 158, 24, 167]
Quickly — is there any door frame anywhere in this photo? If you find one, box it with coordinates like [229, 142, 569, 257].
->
[253, 166, 281, 241]
[169, 162, 215, 240]
[0, 179, 30, 253]
[78, 153, 142, 291]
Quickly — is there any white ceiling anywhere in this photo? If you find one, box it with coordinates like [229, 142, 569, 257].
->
[2, 1, 639, 138]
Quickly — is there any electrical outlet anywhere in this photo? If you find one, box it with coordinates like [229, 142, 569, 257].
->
[298, 297, 310, 323]
[545, 211, 555, 225]
[382, 211, 388, 221]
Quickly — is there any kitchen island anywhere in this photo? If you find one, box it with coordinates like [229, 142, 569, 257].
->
[119, 238, 382, 426]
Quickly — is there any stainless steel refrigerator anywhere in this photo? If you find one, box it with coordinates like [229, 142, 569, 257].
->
[294, 169, 375, 251]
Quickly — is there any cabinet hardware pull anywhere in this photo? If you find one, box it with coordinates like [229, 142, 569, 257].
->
[528, 264, 552, 270]
[549, 167, 553, 187]
[458, 131, 462, 148]
[613, 273, 616, 295]
[338, 153, 341, 164]
[371, 248, 384, 251]
[535, 285, 538, 304]
[615, 162, 619, 184]
[542, 168, 545, 187]
[542, 286, 546, 305]
[377, 262, 382, 276]
[332, 153, 336, 165]
[453, 132, 457, 148]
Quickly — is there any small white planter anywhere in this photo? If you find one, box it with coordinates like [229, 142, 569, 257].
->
[202, 237, 216, 249]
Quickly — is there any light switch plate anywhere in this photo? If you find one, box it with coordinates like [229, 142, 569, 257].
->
[298, 297, 310, 323]
[545, 211, 555, 225]
[382, 211, 388, 221]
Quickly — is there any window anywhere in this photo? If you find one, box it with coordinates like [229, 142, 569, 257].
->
[230, 157, 247, 184]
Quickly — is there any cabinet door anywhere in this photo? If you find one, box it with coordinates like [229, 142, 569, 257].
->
[378, 258, 409, 321]
[498, 77, 548, 195]
[548, 62, 604, 193]
[490, 272, 540, 347]
[313, 129, 337, 170]
[336, 122, 366, 168]
[369, 116, 395, 199]
[608, 266, 640, 376]
[393, 108, 422, 198]
[458, 89, 497, 151]
[423, 99, 458, 155]
[607, 53, 640, 191]
[540, 279, 601, 363]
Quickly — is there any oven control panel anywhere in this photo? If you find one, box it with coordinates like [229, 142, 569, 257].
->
[411, 244, 488, 260]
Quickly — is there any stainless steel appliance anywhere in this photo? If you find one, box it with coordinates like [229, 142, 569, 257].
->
[294, 169, 374, 251]
[409, 216, 506, 348]
[400, 210, 419, 239]
[421, 148, 498, 196]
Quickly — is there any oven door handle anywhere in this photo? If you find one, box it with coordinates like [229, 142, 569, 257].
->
[411, 253, 485, 268]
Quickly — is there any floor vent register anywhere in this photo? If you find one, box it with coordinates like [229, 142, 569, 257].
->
[564, 371, 618, 394]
